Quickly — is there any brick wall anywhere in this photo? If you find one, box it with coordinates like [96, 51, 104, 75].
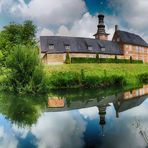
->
[123, 44, 148, 63]
[42, 51, 148, 64]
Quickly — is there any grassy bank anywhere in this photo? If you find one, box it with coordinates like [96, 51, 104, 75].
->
[47, 64, 148, 89]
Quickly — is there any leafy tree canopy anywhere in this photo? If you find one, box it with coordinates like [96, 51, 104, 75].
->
[0, 20, 37, 60]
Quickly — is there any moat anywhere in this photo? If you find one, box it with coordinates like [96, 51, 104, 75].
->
[0, 85, 148, 148]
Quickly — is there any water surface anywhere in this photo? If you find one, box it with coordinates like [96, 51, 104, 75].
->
[0, 86, 148, 148]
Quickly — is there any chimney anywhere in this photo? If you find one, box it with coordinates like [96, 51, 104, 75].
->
[115, 25, 118, 31]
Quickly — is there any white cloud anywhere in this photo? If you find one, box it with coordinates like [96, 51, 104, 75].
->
[40, 28, 54, 36]
[79, 106, 99, 120]
[38, 13, 116, 40]
[31, 112, 86, 148]
[0, 126, 18, 148]
[0, 0, 148, 42]
[109, 0, 148, 41]
[10, 0, 87, 26]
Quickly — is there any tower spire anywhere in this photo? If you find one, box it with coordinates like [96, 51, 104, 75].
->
[98, 105, 107, 136]
[93, 14, 109, 41]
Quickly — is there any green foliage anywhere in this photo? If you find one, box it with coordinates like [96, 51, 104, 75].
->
[48, 63, 148, 89]
[115, 55, 118, 63]
[81, 69, 85, 81]
[49, 70, 126, 89]
[50, 71, 81, 88]
[71, 57, 143, 64]
[0, 92, 47, 127]
[0, 50, 3, 66]
[5, 45, 49, 94]
[130, 56, 133, 63]
[137, 73, 148, 84]
[71, 57, 97, 63]
[0, 20, 36, 61]
[65, 52, 71, 64]
[96, 53, 100, 63]
[82, 75, 126, 88]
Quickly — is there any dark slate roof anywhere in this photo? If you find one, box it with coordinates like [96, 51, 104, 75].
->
[40, 36, 123, 55]
[114, 95, 148, 113]
[116, 30, 148, 47]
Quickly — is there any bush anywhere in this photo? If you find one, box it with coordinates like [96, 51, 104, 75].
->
[50, 71, 81, 88]
[96, 53, 100, 63]
[81, 75, 126, 88]
[100, 58, 115, 63]
[71, 57, 97, 63]
[71, 57, 143, 64]
[49, 70, 126, 89]
[65, 52, 71, 64]
[109, 75, 126, 87]
[137, 73, 148, 84]
[5, 45, 49, 94]
[130, 56, 133, 63]
[115, 55, 118, 63]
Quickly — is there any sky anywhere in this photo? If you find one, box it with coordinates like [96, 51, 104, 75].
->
[0, 0, 148, 41]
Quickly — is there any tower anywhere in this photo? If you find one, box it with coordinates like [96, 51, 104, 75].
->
[94, 14, 109, 41]
[98, 105, 107, 136]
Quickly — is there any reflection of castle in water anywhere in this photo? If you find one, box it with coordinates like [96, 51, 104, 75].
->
[47, 85, 148, 113]
[47, 85, 148, 136]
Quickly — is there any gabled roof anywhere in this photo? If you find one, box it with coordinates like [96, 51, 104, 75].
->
[114, 95, 147, 113]
[115, 30, 148, 47]
[40, 36, 123, 55]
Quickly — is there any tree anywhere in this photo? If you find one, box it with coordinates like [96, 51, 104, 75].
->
[96, 53, 100, 63]
[0, 50, 3, 62]
[115, 55, 118, 63]
[130, 56, 133, 63]
[6, 45, 49, 94]
[0, 20, 36, 61]
[65, 51, 71, 64]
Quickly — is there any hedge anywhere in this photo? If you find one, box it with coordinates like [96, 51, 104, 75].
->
[71, 57, 143, 64]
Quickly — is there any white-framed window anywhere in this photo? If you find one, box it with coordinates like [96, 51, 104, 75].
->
[136, 56, 138, 60]
[129, 45, 132, 51]
[141, 47, 144, 52]
[136, 46, 139, 52]
[142, 56, 144, 61]
[117, 37, 120, 42]
[49, 44, 54, 50]
[65, 45, 70, 50]
[88, 46, 93, 51]
[126, 45, 129, 48]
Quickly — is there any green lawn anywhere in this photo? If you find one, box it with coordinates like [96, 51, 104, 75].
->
[47, 63, 148, 88]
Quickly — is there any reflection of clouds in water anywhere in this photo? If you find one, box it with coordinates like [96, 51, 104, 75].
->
[0, 126, 18, 148]
[79, 107, 98, 120]
[102, 100, 148, 148]
[120, 99, 148, 117]
[12, 125, 30, 139]
[31, 111, 86, 148]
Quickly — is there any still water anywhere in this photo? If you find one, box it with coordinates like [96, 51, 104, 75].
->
[0, 86, 148, 148]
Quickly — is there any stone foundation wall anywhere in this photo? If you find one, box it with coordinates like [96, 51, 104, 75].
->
[42, 52, 148, 64]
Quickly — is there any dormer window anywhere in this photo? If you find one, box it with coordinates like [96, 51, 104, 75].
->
[101, 47, 105, 51]
[65, 45, 70, 50]
[117, 38, 120, 42]
[49, 44, 54, 50]
[88, 46, 93, 51]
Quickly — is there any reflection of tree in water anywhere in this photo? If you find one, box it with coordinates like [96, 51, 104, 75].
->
[132, 118, 148, 148]
[0, 93, 47, 127]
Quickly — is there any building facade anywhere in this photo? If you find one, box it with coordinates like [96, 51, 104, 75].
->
[40, 14, 148, 64]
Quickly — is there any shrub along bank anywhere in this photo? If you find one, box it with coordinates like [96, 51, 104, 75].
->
[71, 57, 143, 64]
[47, 64, 148, 89]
